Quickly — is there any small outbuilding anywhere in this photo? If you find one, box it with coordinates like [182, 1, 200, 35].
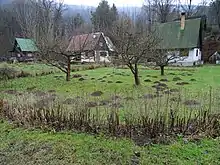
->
[10, 38, 38, 62]
[209, 51, 220, 64]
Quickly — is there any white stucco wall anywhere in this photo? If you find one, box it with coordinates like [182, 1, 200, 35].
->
[169, 48, 203, 66]
[81, 50, 111, 63]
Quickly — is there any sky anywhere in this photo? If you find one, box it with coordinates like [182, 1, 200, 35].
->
[63, 0, 208, 7]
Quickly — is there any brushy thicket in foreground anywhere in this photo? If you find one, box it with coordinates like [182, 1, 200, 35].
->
[1, 87, 220, 145]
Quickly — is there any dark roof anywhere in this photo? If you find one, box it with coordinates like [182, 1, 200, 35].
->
[15, 38, 38, 52]
[67, 32, 115, 52]
[156, 18, 203, 49]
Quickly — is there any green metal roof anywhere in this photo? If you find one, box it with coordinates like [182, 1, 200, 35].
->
[156, 18, 202, 49]
[15, 38, 38, 52]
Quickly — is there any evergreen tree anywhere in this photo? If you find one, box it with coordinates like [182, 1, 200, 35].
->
[91, 0, 118, 31]
[110, 3, 118, 22]
[73, 13, 84, 29]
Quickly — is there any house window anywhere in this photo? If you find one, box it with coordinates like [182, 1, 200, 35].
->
[100, 51, 107, 57]
[196, 49, 199, 56]
[99, 42, 103, 47]
[27, 53, 33, 57]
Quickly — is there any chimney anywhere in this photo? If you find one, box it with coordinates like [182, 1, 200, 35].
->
[180, 12, 186, 30]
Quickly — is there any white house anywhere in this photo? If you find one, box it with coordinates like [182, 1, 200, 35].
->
[167, 48, 203, 66]
[156, 13, 206, 66]
[67, 32, 115, 63]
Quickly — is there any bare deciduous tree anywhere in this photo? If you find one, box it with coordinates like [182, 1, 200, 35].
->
[179, 0, 196, 17]
[144, 0, 175, 24]
[149, 50, 180, 75]
[110, 15, 158, 85]
[209, 0, 220, 31]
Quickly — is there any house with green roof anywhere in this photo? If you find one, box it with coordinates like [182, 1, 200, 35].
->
[156, 13, 206, 66]
[10, 38, 38, 62]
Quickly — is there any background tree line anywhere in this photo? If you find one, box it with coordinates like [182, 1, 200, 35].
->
[0, 0, 219, 56]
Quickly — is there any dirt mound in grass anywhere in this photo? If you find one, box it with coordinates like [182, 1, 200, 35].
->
[63, 98, 75, 105]
[190, 79, 196, 81]
[158, 83, 167, 87]
[86, 101, 98, 108]
[72, 74, 82, 78]
[116, 81, 123, 83]
[154, 81, 160, 84]
[170, 88, 180, 93]
[144, 79, 152, 82]
[172, 77, 182, 81]
[152, 83, 167, 90]
[91, 91, 104, 97]
[176, 82, 189, 85]
[160, 79, 168, 82]
[79, 77, 86, 81]
[184, 100, 200, 106]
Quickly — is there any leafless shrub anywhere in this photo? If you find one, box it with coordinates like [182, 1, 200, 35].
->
[1, 88, 220, 144]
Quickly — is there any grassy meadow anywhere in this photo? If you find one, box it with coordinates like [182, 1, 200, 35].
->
[2, 64, 220, 95]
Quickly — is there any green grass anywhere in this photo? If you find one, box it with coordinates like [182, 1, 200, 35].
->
[0, 62, 61, 76]
[1, 65, 220, 118]
[1, 65, 220, 96]
[0, 121, 219, 165]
